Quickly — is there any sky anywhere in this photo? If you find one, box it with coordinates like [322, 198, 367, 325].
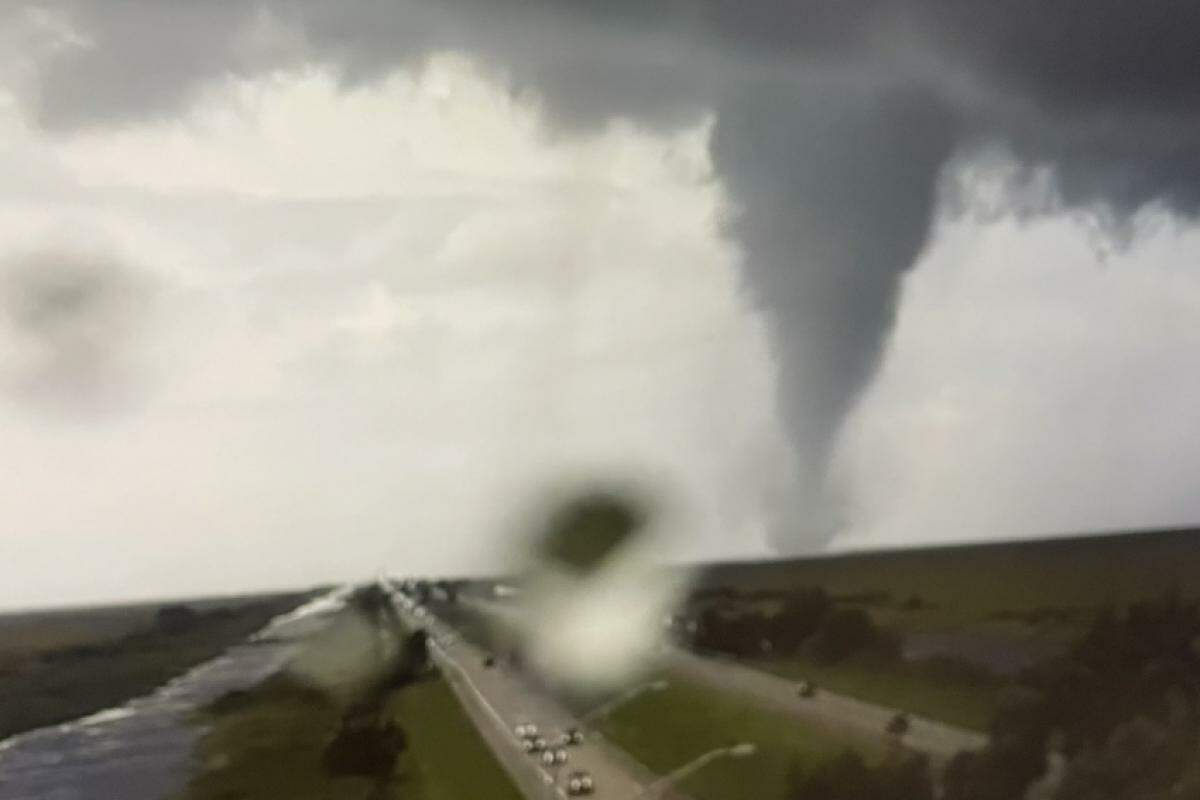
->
[1, 1, 1198, 609]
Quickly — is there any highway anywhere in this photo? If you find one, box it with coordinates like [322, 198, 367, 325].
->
[393, 595, 684, 800]
[666, 649, 987, 764]
[462, 595, 986, 765]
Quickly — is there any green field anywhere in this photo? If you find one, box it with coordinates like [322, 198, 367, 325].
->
[684, 528, 1200, 733]
[596, 674, 871, 800]
[180, 673, 521, 800]
[0, 593, 311, 740]
[389, 677, 524, 800]
[700, 527, 1200, 628]
[750, 655, 997, 732]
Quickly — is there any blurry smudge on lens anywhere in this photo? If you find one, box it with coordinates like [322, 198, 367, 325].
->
[0, 246, 153, 416]
[509, 481, 693, 697]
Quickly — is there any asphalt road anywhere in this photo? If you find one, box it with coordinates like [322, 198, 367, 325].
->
[463, 595, 986, 765]
[394, 596, 678, 800]
[666, 649, 987, 764]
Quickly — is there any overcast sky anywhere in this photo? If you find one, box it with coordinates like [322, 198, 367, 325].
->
[2, 2, 1198, 609]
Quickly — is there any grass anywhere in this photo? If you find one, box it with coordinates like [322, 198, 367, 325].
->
[700, 527, 1200, 631]
[751, 655, 998, 732]
[180, 673, 522, 800]
[687, 527, 1200, 733]
[181, 677, 361, 799]
[596, 674, 870, 800]
[386, 677, 524, 800]
[0, 593, 310, 740]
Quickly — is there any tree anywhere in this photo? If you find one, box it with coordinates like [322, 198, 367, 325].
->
[774, 588, 833, 651]
[807, 608, 890, 664]
[790, 751, 934, 800]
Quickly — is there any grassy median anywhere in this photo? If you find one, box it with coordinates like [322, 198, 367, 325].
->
[179, 673, 522, 800]
[596, 674, 874, 800]
[389, 676, 524, 800]
[749, 655, 998, 732]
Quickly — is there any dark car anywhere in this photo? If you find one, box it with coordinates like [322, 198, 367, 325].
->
[886, 712, 911, 736]
[796, 680, 817, 699]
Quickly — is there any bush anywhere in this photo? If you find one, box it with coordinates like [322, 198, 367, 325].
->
[689, 587, 901, 664]
[945, 595, 1200, 800]
[774, 588, 834, 651]
[321, 716, 408, 779]
[806, 608, 895, 664]
[790, 751, 934, 800]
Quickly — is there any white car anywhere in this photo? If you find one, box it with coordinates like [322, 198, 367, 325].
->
[566, 771, 594, 795]
[552, 727, 584, 747]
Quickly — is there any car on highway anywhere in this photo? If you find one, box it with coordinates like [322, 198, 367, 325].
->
[796, 680, 817, 698]
[566, 770, 595, 795]
[522, 735, 548, 754]
[540, 747, 568, 766]
[886, 712, 911, 737]
[483, 654, 496, 668]
[552, 729, 582, 747]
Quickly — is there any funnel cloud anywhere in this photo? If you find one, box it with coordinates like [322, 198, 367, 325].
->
[2, 0, 1200, 592]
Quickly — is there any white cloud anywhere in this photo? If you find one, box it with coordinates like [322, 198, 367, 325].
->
[0, 55, 788, 608]
[832, 205, 1200, 549]
[49, 53, 715, 201]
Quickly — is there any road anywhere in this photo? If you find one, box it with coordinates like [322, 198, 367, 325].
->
[394, 596, 684, 800]
[462, 595, 986, 765]
[666, 649, 986, 764]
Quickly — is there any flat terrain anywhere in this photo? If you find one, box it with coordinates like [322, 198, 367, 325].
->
[746, 654, 997, 731]
[666, 650, 986, 762]
[700, 527, 1200, 628]
[438, 596, 879, 798]
[691, 527, 1200, 731]
[390, 676, 526, 800]
[179, 672, 523, 800]
[595, 672, 857, 800]
[409, 598, 656, 799]
[0, 592, 313, 740]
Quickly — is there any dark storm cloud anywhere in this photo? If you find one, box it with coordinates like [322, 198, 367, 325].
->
[15, 0, 1200, 545]
[29, 3, 276, 131]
